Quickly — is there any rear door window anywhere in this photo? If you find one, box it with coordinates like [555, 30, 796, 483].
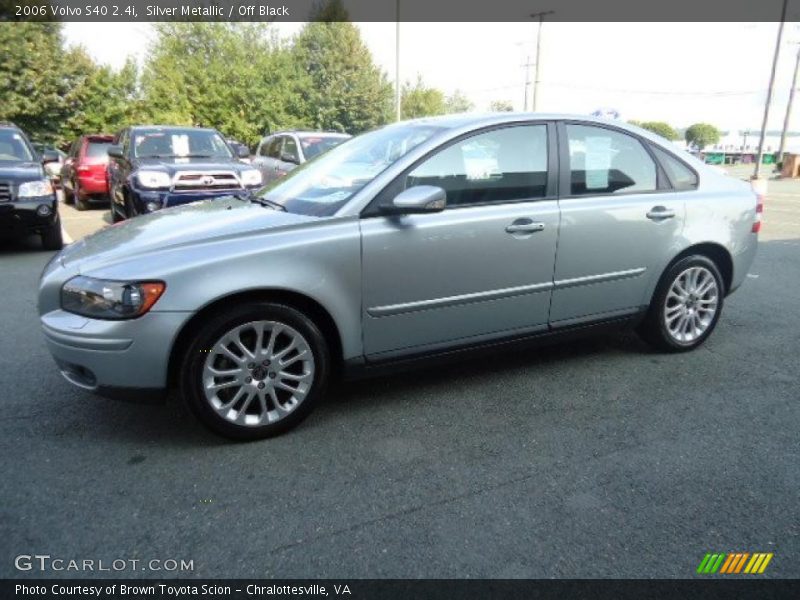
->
[565, 124, 657, 195]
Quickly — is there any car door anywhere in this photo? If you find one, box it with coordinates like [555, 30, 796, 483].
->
[360, 122, 560, 358]
[549, 121, 686, 325]
[276, 136, 300, 178]
[62, 140, 79, 193]
[107, 129, 129, 212]
[252, 136, 274, 183]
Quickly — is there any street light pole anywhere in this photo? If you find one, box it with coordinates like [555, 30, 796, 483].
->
[778, 44, 800, 164]
[395, 0, 401, 122]
[530, 10, 554, 112]
[755, 0, 789, 179]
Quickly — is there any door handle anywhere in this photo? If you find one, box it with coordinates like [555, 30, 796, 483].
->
[646, 206, 676, 220]
[505, 220, 545, 234]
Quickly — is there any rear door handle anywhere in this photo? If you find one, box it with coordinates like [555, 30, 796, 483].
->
[646, 206, 676, 220]
[505, 219, 546, 234]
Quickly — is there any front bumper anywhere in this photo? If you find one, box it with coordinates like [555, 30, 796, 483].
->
[0, 195, 58, 238]
[41, 308, 192, 399]
[130, 185, 261, 211]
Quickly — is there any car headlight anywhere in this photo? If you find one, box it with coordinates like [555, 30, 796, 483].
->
[61, 276, 166, 320]
[18, 179, 54, 198]
[240, 169, 262, 187]
[136, 170, 172, 189]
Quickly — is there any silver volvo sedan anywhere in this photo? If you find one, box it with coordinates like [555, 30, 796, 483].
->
[38, 114, 760, 439]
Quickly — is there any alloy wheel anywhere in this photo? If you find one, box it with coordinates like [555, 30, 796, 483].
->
[663, 266, 719, 344]
[202, 320, 315, 427]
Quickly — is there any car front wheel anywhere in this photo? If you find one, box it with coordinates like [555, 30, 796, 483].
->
[180, 302, 330, 440]
[639, 255, 724, 352]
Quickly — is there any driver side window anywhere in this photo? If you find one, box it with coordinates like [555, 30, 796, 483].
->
[404, 125, 548, 208]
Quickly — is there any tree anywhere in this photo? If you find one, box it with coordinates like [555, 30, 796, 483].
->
[293, 3, 393, 133]
[489, 100, 514, 112]
[685, 123, 721, 150]
[140, 23, 308, 146]
[0, 23, 76, 144]
[445, 90, 473, 114]
[636, 121, 679, 141]
[401, 76, 446, 119]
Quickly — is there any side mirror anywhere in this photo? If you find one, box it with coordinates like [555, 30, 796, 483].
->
[381, 185, 447, 215]
[280, 151, 298, 165]
[235, 145, 250, 159]
[41, 150, 60, 164]
[107, 145, 124, 159]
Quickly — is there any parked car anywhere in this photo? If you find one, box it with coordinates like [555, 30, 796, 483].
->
[226, 138, 251, 163]
[39, 114, 760, 440]
[106, 125, 260, 221]
[32, 144, 67, 187]
[0, 122, 62, 250]
[61, 134, 114, 211]
[252, 130, 351, 184]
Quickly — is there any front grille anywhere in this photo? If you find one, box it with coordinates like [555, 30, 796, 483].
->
[0, 182, 12, 203]
[172, 172, 242, 193]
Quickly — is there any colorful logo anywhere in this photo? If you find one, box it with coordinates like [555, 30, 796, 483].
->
[697, 552, 773, 574]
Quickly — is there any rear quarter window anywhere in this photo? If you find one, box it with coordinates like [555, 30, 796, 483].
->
[651, 146, 698, 190]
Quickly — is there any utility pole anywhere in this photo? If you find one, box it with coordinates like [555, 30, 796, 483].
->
[778, 43, 800, 164]
[755, 0, 788, 179]
[530, 10, 554, 112]
[522, 55, 533, 111]
[395, 0, 401, 121]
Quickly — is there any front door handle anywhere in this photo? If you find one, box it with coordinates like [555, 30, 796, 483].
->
[646, 206, 676, 220]
[505, 219, 546, 234]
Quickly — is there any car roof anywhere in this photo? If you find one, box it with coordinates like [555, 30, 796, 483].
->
[130, 125, 218, 133]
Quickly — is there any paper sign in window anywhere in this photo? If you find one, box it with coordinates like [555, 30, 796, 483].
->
[585, 136, 612, 190]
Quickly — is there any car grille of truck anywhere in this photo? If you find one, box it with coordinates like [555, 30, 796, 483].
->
[0, 182, 12, 203]
[172, 172, 242, 193]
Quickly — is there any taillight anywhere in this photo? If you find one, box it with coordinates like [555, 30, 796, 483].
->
[752, 193, 764, 233]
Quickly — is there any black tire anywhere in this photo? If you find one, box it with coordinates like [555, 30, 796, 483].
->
[41, 217, 64, 251]
[638, 254, 725, 352]
[63, 182, 74, 205]
[110, 188, 123, 222]
[180, 302, 331, 440]
[74, 181, 88, 211]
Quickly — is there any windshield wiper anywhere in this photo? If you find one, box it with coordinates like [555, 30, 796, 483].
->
[231, 191, 285, 211]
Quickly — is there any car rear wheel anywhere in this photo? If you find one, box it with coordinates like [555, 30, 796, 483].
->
[180, 302, 330, 440]
[74, 180, 88, 211]
[41, 216, 64, 251]
[638, 255, 724, 352]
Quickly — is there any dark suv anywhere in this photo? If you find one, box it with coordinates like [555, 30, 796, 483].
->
[106, 126, 261, 221]
[0, 123, 62, 250]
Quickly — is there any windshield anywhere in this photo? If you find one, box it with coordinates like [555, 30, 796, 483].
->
[0, 130, 34, 162]
[299, 135, 350, 160]
[86, 141, 112, 159]
[133, 129, 232, 159]
[259, 124, 444, 216]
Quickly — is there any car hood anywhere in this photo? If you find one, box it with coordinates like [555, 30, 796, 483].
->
[134, 156, 251, 175]
[58, 197, 315, 272]
[0, 161, 45, 182]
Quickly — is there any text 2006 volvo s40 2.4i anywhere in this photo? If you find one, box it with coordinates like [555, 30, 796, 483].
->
[38, 114, 760, 440]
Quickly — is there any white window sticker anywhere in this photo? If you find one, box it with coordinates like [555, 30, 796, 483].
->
[585, 136, 612, 190]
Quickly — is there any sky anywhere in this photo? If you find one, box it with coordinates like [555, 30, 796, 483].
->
[62, 22, 796, 133]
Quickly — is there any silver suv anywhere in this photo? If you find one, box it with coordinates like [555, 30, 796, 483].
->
[252, 130, 351, 185]
[38, 114, 760, 439]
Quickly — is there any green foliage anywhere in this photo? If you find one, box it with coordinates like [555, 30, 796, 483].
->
[401, 76, 446, 119]
[293, 20, 393, 133]
[444, 90, 473, 114]
[489, 100, 514, 112]
[140, 23, 308, 147]
[0, 23, 142, 146]
[685, 122, 721, 150]
[635, 121, 679, 141]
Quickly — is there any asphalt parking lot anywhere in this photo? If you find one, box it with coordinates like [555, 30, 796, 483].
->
[1, 168, 798, 579]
